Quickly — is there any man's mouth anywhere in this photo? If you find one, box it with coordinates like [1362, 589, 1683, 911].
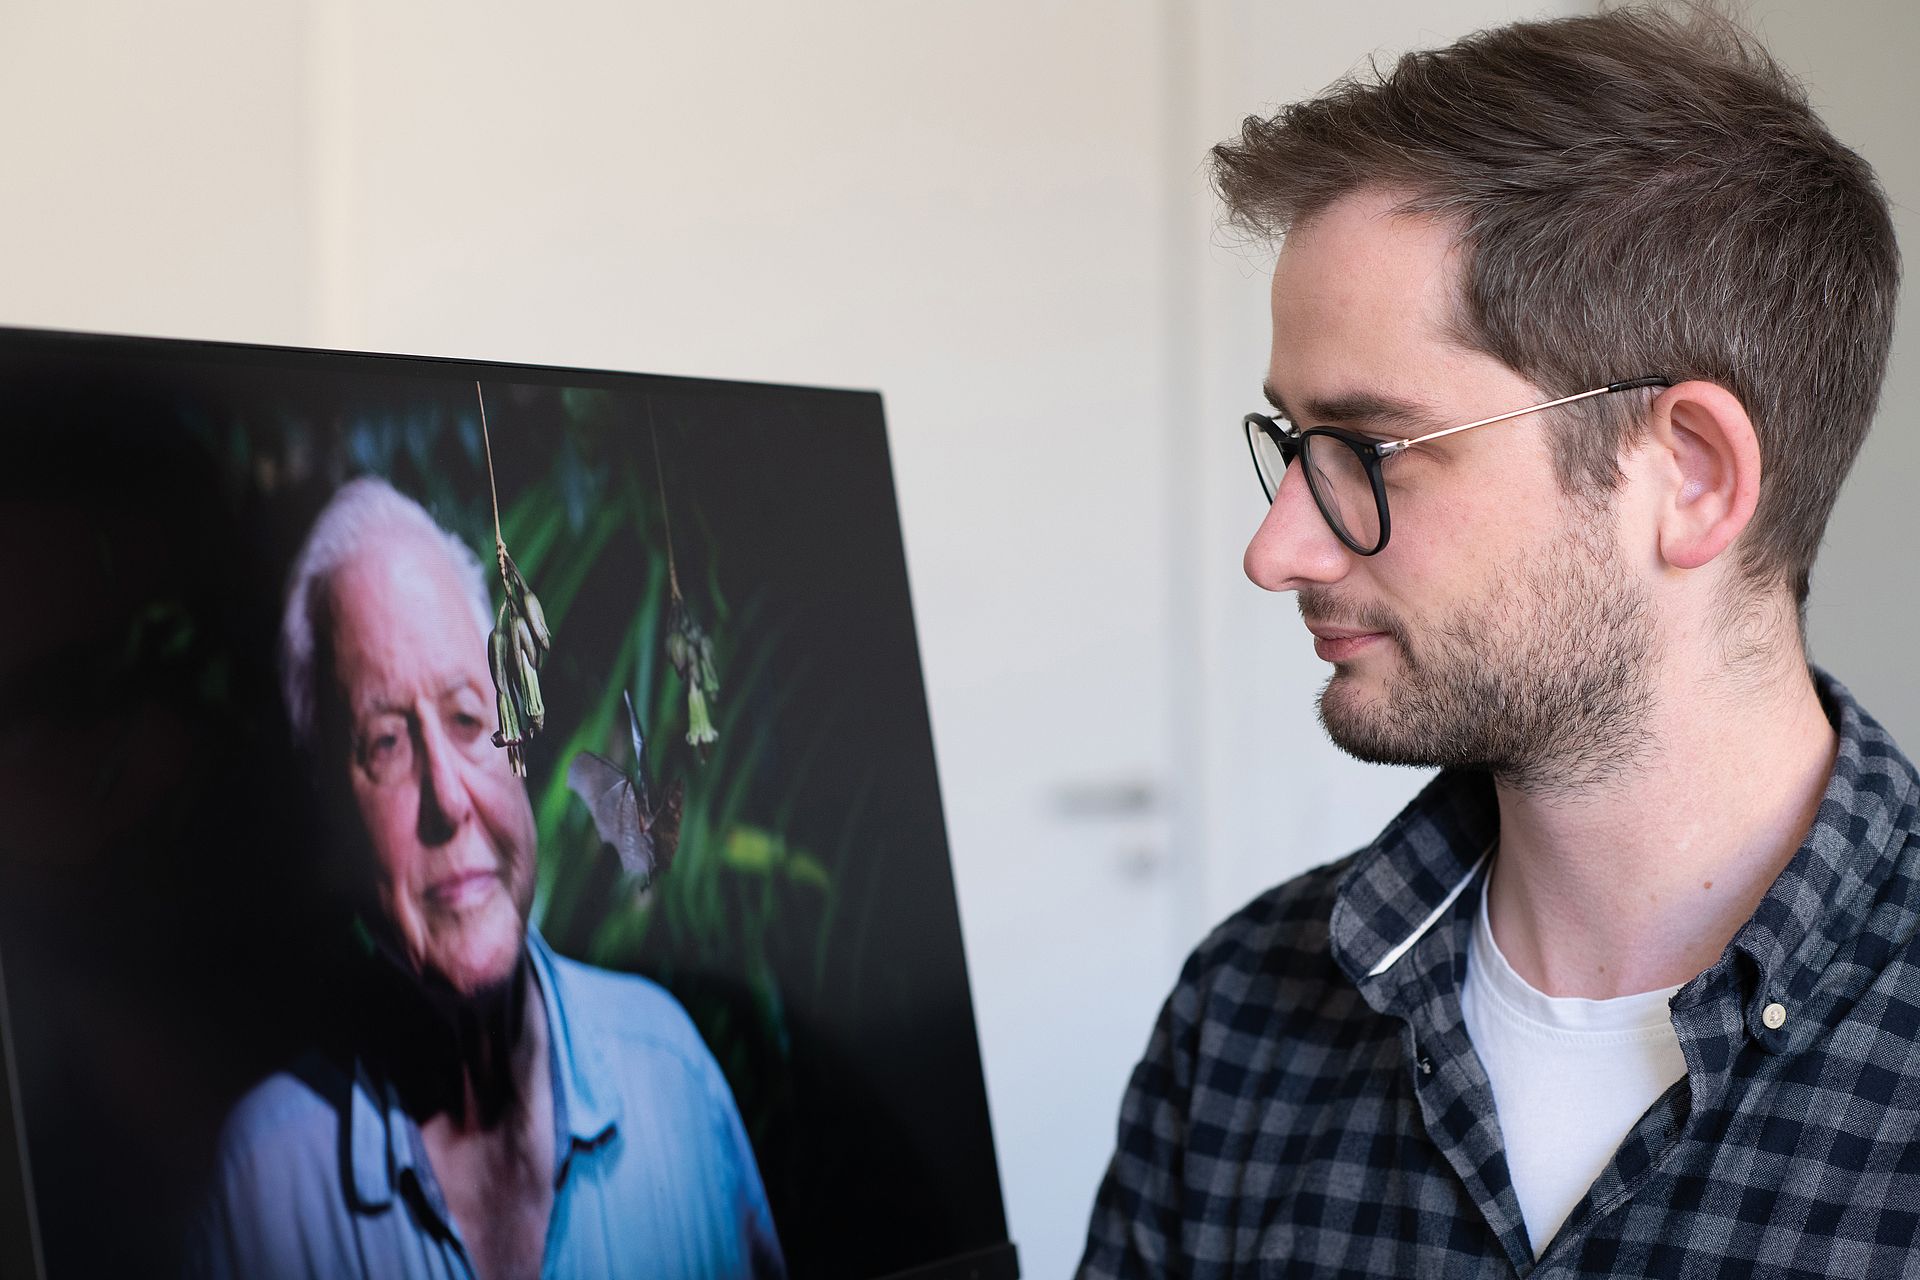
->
[426, 869, 500, 911]
[1305, 621, 1390, 663]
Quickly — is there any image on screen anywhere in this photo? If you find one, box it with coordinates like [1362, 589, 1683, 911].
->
[0, 328, 1015, 1280]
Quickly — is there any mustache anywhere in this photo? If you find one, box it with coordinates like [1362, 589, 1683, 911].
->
[1297, 590, 1407, 646]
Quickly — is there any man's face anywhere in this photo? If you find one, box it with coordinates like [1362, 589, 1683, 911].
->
[1245, 188, 1658, 791]
[324, 531, 536, 996]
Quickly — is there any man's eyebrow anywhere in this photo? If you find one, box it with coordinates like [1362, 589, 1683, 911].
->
[1261, 382, 1439, 435]
[353, 694, 408, 721]
[352, 679, 480, 719]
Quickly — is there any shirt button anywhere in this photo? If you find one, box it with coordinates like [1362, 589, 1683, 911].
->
[1762, 1002, 1787, 1030]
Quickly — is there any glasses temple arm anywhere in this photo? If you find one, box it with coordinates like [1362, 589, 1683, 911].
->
[1376, 378, 1670, 456]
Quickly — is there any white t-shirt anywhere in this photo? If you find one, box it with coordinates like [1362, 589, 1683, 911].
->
[1460, 886, 1687, 1258]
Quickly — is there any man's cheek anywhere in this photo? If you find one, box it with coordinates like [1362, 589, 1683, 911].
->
[358, 799, 422, 883]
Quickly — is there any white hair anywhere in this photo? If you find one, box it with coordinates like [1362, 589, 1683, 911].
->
[279, 476, 496, 747]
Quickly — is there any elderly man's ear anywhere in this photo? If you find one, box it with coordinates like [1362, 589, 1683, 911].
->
[1627, 380, 1764, 574]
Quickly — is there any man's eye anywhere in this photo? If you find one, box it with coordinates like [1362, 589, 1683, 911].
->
[360, 733, 405, 778]
[448, 711, 488, 743]
[356, 718, 413, 780]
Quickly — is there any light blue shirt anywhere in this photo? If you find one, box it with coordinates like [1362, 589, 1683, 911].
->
[189, 932, 784, 1279]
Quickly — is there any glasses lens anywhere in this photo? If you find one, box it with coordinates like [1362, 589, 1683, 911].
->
[1301, 433, 1382, 551]
[1246, 419, 1289, 501]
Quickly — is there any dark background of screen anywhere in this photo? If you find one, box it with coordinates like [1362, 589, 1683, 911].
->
[0, 328, 1012, 1279]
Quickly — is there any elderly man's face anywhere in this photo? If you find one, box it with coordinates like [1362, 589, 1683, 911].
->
[325, 530, 536, 997]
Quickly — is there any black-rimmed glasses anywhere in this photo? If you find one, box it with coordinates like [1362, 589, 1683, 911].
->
[1243, 376, 1671, 555]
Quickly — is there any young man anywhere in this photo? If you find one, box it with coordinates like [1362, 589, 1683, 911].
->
[1081, 9, 1906, 1276]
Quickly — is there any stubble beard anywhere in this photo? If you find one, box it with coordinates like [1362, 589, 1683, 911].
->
[1310, 504, 1661, 795]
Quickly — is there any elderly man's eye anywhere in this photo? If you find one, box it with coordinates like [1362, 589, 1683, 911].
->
[355, 717, 413, 782]
[448, 710, 488, 744]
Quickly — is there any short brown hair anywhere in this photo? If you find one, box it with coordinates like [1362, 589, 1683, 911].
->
[1211, 7, 1900, 615]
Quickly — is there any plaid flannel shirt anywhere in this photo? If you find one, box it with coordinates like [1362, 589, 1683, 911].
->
[1079, 667, 1920, 1277]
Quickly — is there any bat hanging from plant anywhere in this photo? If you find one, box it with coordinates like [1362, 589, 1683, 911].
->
[651, 408, 722, 757]
[477, 382, 552, 776]
[566, 691, 685, 893]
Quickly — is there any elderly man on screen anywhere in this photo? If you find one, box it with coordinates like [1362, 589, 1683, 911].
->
[190, 476, 784, 1280]
[1082, 8, 1919, 1278]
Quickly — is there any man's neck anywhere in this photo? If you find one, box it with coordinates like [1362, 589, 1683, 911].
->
[418, 966, 556, 1280]
[436, 964, 550, 1135]
[1484, 654, 1838, 1000]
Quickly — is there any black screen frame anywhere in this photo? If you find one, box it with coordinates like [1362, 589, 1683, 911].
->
[0, 323, 1019, 1280]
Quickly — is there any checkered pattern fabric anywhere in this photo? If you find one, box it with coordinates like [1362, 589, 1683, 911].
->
[1078, 667, 1920, 1277]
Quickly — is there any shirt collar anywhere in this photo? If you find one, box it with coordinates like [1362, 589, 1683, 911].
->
[344, 928, 624, 1212]
[526, 926, 623, 1158]
[1330, 665, 1919, 1029]
[1330, 764, 1498, 1011]
[1721, 668, 1920, 1047]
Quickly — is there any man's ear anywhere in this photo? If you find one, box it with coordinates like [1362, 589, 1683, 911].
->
[1641, 380, 1762, 572]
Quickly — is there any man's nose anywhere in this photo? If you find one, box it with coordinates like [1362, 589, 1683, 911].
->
[415, 718, 475, 844]
[1243, 458, 1352, 592]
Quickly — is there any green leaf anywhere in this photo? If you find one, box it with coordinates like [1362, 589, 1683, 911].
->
[785, 851, 830, 891]
[722, 825, 782, 874]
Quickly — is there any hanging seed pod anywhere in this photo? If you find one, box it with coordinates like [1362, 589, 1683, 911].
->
[511, 610, 544, 731]
[695, 629, 719, 699]
[667, 596, 720, 755]
[520, 583, 551, 654]
[501, 549, 552, 666]
[488, 619, 521, 744]
[488, 605, 532, 775]
[487, 548, 551, 777]
[651, 406, 721, 759]
[477, 383, 553, 777]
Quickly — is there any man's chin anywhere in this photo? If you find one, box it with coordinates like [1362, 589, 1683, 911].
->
[1317, 669, 1386, 738]
[1316, 676, 1455, 770]
[421, 916, 526, 1001]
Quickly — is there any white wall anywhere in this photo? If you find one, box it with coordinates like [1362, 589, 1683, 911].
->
[0, 2, 316, 344]
[1, 3, 1914, 1277]
[1755, 2, 1920, 741]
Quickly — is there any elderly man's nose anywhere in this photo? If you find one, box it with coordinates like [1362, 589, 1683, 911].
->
[1244, 461, 1350, 592]
[416, 723, 474, 842]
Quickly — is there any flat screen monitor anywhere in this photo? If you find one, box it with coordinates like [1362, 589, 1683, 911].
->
[0, 326, 1016, 1280]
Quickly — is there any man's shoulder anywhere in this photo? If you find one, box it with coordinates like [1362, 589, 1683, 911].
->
[1119, 852, 1377, 1125]
[1167, 853, 1363, 1033]
[211, 1053, 349, 1164]
[540, 950, 758, 1173]
[544, 951, 722, 1077]
[198, 1053, 360, 1256]
[191, 1059, 361, 1279]
[1192, 853, 1353, 977]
